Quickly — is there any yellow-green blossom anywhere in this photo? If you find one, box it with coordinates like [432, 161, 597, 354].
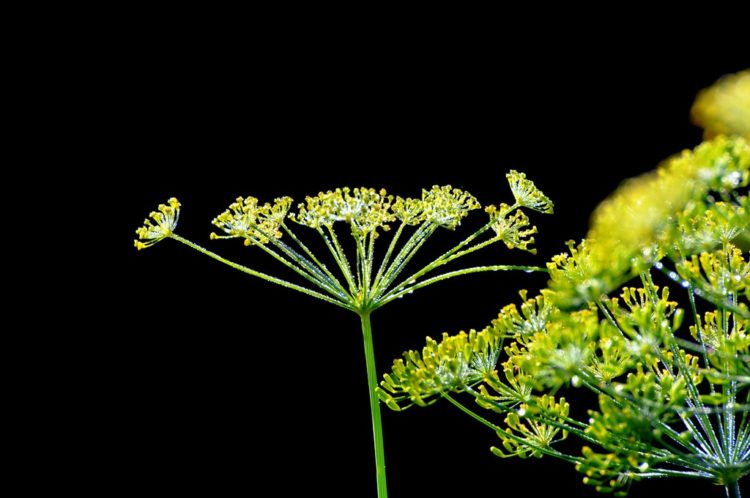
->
[290, 187, 395, 236]
[211, 196, 292, 245]
[487, 204, 538, 254]
[134, 197, 181, 250]
[391, 196, 426, 225]
[506, 170, 554, 214]
[421, 185, 481, 229]
[692, 69, 750, 139]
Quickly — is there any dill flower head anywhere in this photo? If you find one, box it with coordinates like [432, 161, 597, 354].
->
[134, 197, 180, 250]
[486, 204, 538, 254]
[211, 196, 292, 245]
[290, 187, 395, 236]
[421, 185, 481, 229]
[391, 196, 427, 225]
[691, 69, 750, 139]
[506, 170, 554, 214]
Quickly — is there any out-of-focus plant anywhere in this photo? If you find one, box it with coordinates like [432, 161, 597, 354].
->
[133, 173, 552, 498]
[692, 69, 750, 140]
[380, 132, 750, 495]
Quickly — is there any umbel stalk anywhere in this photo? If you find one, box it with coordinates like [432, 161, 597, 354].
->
[361, 312, 387, 497]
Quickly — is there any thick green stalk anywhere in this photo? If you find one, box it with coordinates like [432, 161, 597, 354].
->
[726, 480, 741, 498]
[360, 312, 387, 498]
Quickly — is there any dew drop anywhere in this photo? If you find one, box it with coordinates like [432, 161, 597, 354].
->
[653, 262, 664, 270]
[668, 271, 678, 280]
[680, 280, 690, 288]
[723, 171, 742, 188]
[524, 269, 534, 273]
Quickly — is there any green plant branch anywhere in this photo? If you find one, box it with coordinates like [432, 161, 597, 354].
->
[326, 225, 358, 294]
[170, 234, 355, 311]
[372, 223, 436, 298]
[386, 221, 495, 294]
[366, 231, 377, 294]
[371, 222, 407, 292]
[281, 223, 352, 299]
[262, 226, 351, 297]
[316, 226, 358, 296]
[243, 232, 345, 298]
[376, 265, 547, 308]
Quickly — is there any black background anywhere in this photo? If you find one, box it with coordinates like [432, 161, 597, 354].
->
[107, 27, 749, 497]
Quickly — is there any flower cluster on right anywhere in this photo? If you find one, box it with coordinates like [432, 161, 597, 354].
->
[381, 71, 750, 496]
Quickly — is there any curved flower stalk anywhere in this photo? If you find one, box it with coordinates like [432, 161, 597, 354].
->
[692, 69, 750, 140]
[134, 172, 552, 498]
[381, 137, 750, 497]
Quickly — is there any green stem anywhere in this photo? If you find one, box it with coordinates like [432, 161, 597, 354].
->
[375, 264, 547, 309]
[726, 480, 741, 498]
[388, 221, 493, 292]
[371, 222, 406, 292]
[372, 223, 435, 299]
[170, 234, 354, 311]
[248, 233, 345, 298]
[281, 224, 349, 296]
[361, 312, 388, 498]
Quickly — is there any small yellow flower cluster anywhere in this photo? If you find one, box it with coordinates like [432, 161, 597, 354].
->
[420, 185, 481, 229]
[577, 442, 643, 495]
[676, 247, 750, 296]
[133, 197, 181, 250]
[211, 196, 293, 245]
[391, 196, 426, 225]
[378, 327, 497, 409]
[290, 187, 395, 236]
[690, 309, 749, 376]
[692, 69, 750, 139]
[379, 291, 553, 410]
[495, 394, 569, 459]
[506, 170, 554, 214]
[546, 240, 609, 309]
[289, 185, 485, 235]
[388, 185, 483, 229]
[486, 206, 538, 254]
[675, 201, 749, 255]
